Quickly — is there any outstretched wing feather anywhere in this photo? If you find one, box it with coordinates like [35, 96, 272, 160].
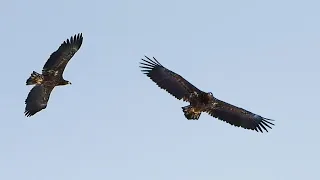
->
[24, 84, 55, 117]
[42, 33, 83, 76]
[140, 56, 202, 102]
[205, 99, 275, 133]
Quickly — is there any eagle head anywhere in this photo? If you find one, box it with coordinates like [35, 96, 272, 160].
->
[59, 80, 72, 86]
[207, 92, 215, 100]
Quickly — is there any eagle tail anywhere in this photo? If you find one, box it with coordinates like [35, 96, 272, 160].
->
[182, 105, 201, 120]
[26, 71, 43, 85]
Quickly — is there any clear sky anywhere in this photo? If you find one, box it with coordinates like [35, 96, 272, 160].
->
[1, 0, 319, 179]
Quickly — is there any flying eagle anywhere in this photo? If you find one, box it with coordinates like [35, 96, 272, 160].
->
[139, 56, 275, 133]
[24, 33, 83, 117]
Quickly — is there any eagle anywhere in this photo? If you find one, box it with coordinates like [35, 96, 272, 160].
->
[139, 55, 275, 133]
[24, 33, 83, 117]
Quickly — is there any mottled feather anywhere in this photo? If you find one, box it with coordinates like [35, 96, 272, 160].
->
[139, 56, 202, 102]
[205, 99, 275, 133]
[24, 84, 55, 117]
[42, 33, 83, 77]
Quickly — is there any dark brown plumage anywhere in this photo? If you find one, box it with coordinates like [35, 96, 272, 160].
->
[139, 55, 275, 133]
[24, 33, 83, 117]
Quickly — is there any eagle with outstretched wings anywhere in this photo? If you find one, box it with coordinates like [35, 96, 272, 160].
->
[139, 55, 275, 133]
[24, 33, 83, 117]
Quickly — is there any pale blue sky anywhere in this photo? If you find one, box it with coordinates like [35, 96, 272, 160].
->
[1, 0, 319, 179]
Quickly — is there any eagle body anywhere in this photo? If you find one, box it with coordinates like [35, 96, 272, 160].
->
[182, 91, 213, 119]
[139, 55, 275, 133]
[26, 70, 70, 86]
[24, 33, 83, 117]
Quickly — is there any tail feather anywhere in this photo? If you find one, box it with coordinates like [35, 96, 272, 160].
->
[182, 105, 201, 120]
[26, 71, 43, 85]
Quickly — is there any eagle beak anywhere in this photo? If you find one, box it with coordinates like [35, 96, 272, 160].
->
[69, 82, 72, 85]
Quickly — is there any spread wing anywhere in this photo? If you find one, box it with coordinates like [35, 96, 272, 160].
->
[139, 56, 203, 102]
[42, 33, 83, 76]
[24, 84, 55, 117]
[205, 99, 275, 133]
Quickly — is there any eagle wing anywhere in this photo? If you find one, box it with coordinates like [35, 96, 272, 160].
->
[139, 56, 203, 102]
[42, 33, 83, 76]
[24, 84, 55, 117]
[205, 99, 275, 133]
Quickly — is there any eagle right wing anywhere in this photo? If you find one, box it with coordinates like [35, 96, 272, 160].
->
[139, 56, 203, 102]
[205, 98, 275, 133]
[24, 84, 55, 117]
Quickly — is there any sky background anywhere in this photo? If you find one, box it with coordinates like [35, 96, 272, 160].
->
[1, 0, 319, 179]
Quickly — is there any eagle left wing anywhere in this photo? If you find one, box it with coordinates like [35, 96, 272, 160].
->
[24, 84, 55, 117]
[42, 33, 83, 76]
[205, 99, 275, 133]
